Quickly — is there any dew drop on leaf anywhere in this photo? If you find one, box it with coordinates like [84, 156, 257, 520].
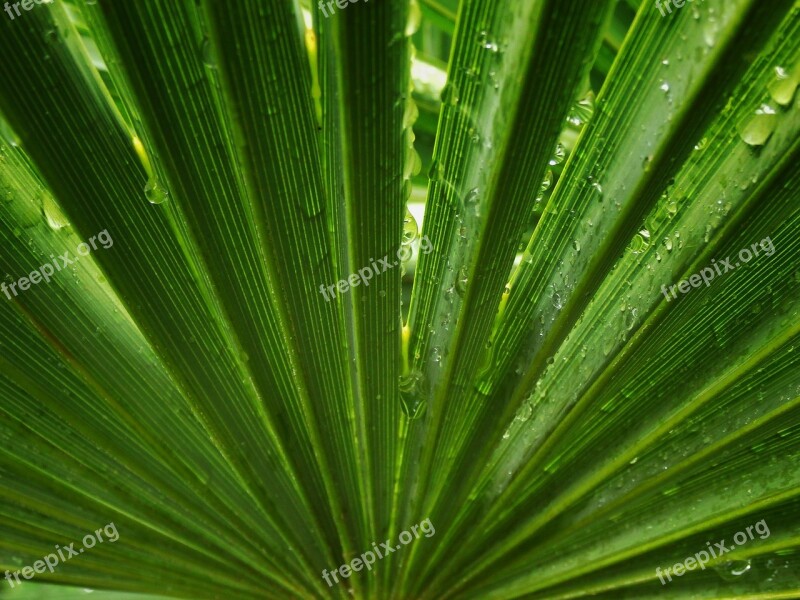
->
[551, 291, 563, 310]
[399, 371, 426, 419]
[42, 192, 69, 230]
[455, 265, 468, 297]
[201, 37, 216, 68]
[539, 169, 553, 194]
[714, 559, 751, 581]
[767, 64, 799, 106]
[739, 104, 778, 146]
[476, 31, 499, 53]
[402, 208, 418, 246]
[549, 143, 565, 166]
[144, 179, 169, 204]
[44, 28, 59, 45]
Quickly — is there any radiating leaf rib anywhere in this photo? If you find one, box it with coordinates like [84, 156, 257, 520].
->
[438, 144, 800, 596]
[478, 0, 795, 439]
[417, 0, 799, 594]
[421, 0, 614, 494]
[90, 1, 372, 579]
[0, 0, 798, 597]
[475, 27, 800, 529]
[316, 2, 411, 594]
[0, 383, 285, 598]
[0, 140, 313, 594]
[203, 0, 375, 580]
[0, 3, 329, 594]
[395, 0, 614, 592]
[555, 342, 800, 541]
[484, 501, 800, 598]
[479, 376, 800, 594]
[477, 10, 800, 499]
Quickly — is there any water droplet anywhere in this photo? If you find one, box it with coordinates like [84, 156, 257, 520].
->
[551, 290, 563, 310]
[572, 240, 580, 252]
[455, 265, 468, 297]
[630, 229, 650, 254]
[468, 127, 481, 145]
[703, 17, 719, 47]
[666, 199, 678, 215]
[715, 559, 751, 581]
[440, 81, 459, 106]
[567, 91, 594, 127]
[477, 31, 499, 53]
[41, 193, 69, 230]
[623, 306, 638, 330]
[567, 113, 583, 127]
[0, 119, 20, 147]
[462, 65, 479, 80]
[201, 37, 216, 68]
[588, 176, 603, 197]
[549, 143, 565, 166]
[694, 137, 708, 152]
[739, 104, 778, 146]
[402, 208, 418, 246]
[399, 371, 427, 419]
[539, 169, 553, 194]
[431, 346, 442, 365]
[659, 81, 670, 93]
[144, 179, 169, 204]
[576, 91, 594, 120]
[463, 187, 480, 212]
[44, 28, 59, 45]
[767, 64, 799, 107]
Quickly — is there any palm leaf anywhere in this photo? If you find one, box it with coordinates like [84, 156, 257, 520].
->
[0, 0, 798, 598]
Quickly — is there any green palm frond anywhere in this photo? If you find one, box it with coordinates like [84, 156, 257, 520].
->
[0, 0, 798, 598]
